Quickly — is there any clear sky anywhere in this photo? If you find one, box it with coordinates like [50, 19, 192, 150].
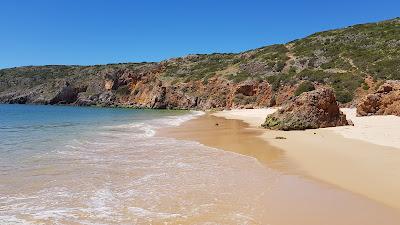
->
[0, 0, 398, 69]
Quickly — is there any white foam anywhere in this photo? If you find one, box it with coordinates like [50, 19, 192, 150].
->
[87, 187, 118, 219]
[128, 207, 184, 220]
[0, 215, 33, 225]
[101, 110, 204, 139]
[159, 111, 205, 126]
[31, 209, 79, 221]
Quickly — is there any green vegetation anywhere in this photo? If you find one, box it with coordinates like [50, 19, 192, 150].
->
[296, 69, 363, 103]
[226, 71, 250, 83]
[262, 116, 281, 129]
[164, 54, 237, 80]
[320, 57, 353, 71]
[292, 18, 399, 82]
[362, 81, 370, 90]
[1, 17, 399, 105]
[233, 94, 256, 105]
[266, 72, 296, 91]
[294, 81, 315, 96]
[250, 45, 289, 72]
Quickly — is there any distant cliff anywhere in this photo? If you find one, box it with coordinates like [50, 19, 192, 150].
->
[1, 18, 399, 109]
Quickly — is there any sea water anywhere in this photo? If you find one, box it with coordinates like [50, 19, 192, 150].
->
[0, 104, 276, 224]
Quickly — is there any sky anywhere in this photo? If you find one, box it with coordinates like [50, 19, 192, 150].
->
[0, 0, 398, 69]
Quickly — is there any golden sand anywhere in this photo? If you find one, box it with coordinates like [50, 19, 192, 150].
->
[159, 114, 400, 224]
[213, 108, 400, 210]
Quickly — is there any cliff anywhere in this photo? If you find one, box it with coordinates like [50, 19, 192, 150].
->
[0, 18, 399, 109]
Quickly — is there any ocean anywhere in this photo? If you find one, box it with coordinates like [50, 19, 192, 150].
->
[0, 104, 277, 224]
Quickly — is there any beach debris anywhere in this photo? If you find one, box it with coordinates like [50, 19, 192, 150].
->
[275, 136, 287, 139]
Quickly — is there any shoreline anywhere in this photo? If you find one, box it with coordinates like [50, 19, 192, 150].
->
[213, 108, 400, 211]
[158, 112, 400, 223]
[159, 113, 291, 170]
[157, 112, 400, 225]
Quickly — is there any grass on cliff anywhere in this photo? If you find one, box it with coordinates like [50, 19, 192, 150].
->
[1, 18, 399, 105]
[297, 69, 364, 103]
[130, 18, 399, 104]
[294, 81, 315, 96]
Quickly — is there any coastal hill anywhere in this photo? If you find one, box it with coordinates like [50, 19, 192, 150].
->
[0, 17, 399, 109]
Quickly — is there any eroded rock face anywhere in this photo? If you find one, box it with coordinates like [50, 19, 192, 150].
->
[262, 88, 349, 130]
[357, 81, 400, 116]
[235, 81, 257, 96]
[49, 82, 87, 104]
[0, 65, 294, 109]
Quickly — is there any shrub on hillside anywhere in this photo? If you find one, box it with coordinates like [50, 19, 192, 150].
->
[294, 81, 315, 96]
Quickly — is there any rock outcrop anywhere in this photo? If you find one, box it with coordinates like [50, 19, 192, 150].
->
[49, 81, 87, 104]
[262, 88, 349, 130]
[357, 81, 400, 116]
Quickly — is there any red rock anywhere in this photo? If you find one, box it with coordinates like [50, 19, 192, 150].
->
[262, 88, 350, 130]
[357, 81, 400, 116]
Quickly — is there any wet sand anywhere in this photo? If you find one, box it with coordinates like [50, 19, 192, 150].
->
[160, 114, 400, 225]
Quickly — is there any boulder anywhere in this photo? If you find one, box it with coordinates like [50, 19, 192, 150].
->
[97, 91, 116, 106]
[357, 80, 400, 116]
[262, 88, 349, 130]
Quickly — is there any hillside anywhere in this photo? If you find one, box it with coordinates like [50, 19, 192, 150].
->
[0, 17, 399, 109]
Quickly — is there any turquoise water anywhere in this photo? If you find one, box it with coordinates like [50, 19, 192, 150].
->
[0, 104, 188, 170]
[0, 104, 285, 224]
[2, 104, 228, 224]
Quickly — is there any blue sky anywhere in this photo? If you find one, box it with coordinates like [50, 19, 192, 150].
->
[0, 0, 398, 69]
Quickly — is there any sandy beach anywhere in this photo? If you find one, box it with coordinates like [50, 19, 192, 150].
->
[213, 108, 400, 211]
[160, 114, 400, 224]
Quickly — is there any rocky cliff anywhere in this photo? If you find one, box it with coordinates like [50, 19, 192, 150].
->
[0, 18, 399, 109]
